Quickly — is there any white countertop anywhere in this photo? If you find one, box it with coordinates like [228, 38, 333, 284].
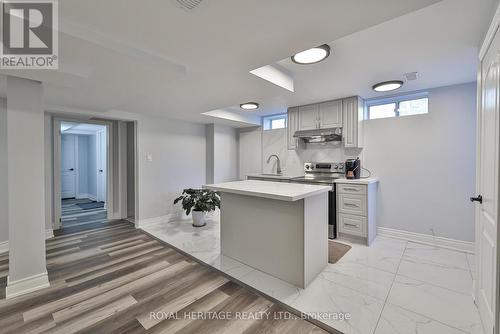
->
[246, 173, 302, 180]
[334, 177, 379, 184]
[204, 180, 331, 201]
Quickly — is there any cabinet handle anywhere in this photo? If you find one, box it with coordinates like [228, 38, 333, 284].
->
[344, 223, 359, 228]
[343, 187, 360, 191]
[344, 203, 359, 207]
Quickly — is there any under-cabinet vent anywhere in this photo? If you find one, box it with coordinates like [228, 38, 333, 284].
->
[175, 0, 203, 10]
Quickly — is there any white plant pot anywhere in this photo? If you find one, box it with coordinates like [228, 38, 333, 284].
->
[192, 211, 207, 227]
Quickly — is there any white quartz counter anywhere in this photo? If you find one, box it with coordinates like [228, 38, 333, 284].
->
[204, 180, 331, 201]
[334, 177, 379, 185]
[246, 173, 303, 181]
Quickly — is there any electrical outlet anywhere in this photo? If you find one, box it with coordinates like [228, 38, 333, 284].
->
[146, 153, 153, 162]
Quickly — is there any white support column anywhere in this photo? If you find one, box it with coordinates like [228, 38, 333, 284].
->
[6, 76, 49, 299]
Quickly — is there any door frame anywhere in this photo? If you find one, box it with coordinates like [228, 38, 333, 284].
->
[477, 4, 500, 333]
[53, 117, 114, 229]
[96, 128, 107, 204]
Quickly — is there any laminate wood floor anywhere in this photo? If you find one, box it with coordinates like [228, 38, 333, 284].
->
[61, 198, 108, 228]
[0, 220, 330, 334]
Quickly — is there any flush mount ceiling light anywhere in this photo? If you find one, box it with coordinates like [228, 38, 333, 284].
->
[372, 80, 404, 92]
[240, 102, 259, 110]
[291, 44, 331, 65]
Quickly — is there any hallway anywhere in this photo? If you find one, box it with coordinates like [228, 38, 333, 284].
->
[61, 198, 107, 228]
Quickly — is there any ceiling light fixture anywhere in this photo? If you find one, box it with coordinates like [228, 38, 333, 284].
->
[240, 102, 259, 110]
[372, 80, 404, 92]
[291, 44, 331, 65]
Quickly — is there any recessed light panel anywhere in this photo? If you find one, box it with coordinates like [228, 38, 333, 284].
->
[372, 80, 403, 92]
[291, 44, 330, 65]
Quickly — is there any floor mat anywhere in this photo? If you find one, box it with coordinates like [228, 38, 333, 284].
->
[328, 240, 351, 264]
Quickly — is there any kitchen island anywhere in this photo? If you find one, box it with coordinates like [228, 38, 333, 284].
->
[203, 180, 331, 288]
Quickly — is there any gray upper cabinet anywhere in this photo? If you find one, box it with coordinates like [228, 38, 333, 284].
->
[287, 107, 299, 150]
[298, 104, 319, 130]
[291, 95, 364, 149]
[319, 100, 342, 128]
[342, 96, 364, 148]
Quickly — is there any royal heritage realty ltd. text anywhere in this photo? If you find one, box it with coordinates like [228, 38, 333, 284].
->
[149, 311, 352, 321]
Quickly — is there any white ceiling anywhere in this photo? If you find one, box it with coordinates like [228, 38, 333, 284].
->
[0, 0, 496, 126]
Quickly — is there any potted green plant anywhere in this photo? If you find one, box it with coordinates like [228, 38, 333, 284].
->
[173, 188, 221, 227]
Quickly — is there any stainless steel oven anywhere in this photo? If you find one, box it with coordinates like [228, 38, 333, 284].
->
[290, 162, 345, 239]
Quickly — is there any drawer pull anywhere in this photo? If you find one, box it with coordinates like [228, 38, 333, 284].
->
[344, 223, 359, 228]
[343, 187, 360, 191]
[344, 203, 359, 207]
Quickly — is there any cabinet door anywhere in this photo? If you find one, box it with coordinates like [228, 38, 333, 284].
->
[342, 97, 358, 147]
[287, 107, 299, 150]
[298, 104, 319, 130]
[319, 100, 342, 128]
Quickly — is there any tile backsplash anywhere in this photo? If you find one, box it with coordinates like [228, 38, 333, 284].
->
[261, 128, 362, 176]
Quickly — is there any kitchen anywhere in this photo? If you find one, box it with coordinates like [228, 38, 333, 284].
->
[145, 83, 479, 334]
[141, 1, 486, 332]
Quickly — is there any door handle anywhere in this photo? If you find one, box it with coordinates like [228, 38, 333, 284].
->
[99, 169, 103, 173]
[470, 195, 482, 204]
[69, 168, 74, 171]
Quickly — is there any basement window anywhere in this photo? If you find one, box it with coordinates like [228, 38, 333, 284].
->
[263, 114, 287, 130]
[366, 93, 428, 120]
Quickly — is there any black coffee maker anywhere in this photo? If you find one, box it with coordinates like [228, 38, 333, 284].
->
[345, 157, 361, 179]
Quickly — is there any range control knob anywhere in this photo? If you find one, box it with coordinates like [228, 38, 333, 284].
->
[305, 165, 310, 169]
[333, 163, 338, 169]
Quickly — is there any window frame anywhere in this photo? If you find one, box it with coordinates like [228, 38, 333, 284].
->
[365, 92, 429, 120]
[262, 113, 288, 130]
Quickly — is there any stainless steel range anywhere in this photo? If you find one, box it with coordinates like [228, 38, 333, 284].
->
[290, 162, 345, 239]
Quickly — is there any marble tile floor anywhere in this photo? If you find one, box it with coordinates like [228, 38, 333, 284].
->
[141, 214, 483, 334]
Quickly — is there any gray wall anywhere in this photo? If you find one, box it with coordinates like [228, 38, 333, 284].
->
[206, 124, 239, 184]
[136, 115, 206, 221]
[239, 82, 477, 242]
[0, 98, 7, 243]
[213, 124, 238, 183]
[77, 135, 89, 196]
[205, 124, 215, 184]
[363, 82, 476, 241]
[87, 134, 97, 198]
[126, 122, 135, 218]
[238, 126, 262, 180]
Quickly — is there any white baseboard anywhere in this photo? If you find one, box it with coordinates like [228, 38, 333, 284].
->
[136, 213, 179, 228]
[0, 240, 8, 254]
[45, 229, 54, 239]
[377, 227, 475, 254]
[6, 271, 50, 299]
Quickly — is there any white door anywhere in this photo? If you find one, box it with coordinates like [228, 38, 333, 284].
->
[96, 130, 107, 203]
[476, 23, 500, 334]
[319, 100, 342, 129]
[298, 104, 319, 130]
[61, 134, 76, 199]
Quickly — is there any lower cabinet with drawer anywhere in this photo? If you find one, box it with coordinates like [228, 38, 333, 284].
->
[336, 179, 378, 246]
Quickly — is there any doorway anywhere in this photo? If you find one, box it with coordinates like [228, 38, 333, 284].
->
[59, 122, 108, 228]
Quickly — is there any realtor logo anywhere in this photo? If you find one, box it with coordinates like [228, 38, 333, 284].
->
[1, 0, 58, 69]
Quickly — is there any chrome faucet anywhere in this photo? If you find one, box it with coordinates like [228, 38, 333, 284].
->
[266, 154, 282, 175]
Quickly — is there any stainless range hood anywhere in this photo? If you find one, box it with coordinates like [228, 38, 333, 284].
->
[293, 127, 342, 143]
